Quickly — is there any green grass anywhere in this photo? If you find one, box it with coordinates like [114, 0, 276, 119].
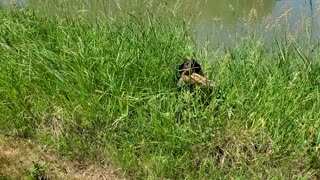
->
[0, 9, 320, 179]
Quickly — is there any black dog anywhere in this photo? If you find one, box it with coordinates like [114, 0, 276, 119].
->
[176, 59, 215, 114]
[177, 59, 214, 88]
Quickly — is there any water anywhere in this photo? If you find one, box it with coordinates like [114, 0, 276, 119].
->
[1, 0, 319, 49]
[194, 0, 320, 48]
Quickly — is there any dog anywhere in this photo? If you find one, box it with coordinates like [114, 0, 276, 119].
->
[176, 59, 216, 114]
[177, 59, 215, 88]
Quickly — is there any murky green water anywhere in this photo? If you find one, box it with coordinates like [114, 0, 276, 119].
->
[1, 0, 319, 48]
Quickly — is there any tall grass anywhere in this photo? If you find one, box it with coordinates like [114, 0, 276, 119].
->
[0, 9, 319, 179]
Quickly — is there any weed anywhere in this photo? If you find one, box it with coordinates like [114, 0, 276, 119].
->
[25, 161, 48, 180]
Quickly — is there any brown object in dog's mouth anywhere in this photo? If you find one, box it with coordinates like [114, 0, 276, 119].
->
[181, 72, 215, 87]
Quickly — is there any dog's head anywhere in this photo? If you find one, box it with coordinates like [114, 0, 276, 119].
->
[178, 59, 202, 76]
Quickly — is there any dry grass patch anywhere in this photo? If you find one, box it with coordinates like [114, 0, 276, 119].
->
[0, 134, 122, 179]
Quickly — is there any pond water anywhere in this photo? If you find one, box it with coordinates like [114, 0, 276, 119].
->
[1, 0, 320, 49]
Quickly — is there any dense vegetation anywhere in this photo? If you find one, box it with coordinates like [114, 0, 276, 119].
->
[0, 9, 319, 179]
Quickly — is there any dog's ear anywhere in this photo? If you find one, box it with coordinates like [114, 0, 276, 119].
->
[192, 60, 203, 75]
[193, 61, 200, 68]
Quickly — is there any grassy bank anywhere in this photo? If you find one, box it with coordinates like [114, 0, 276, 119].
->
[0, 10, 319, 179]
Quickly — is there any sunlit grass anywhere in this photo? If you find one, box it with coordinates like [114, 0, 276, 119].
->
[0, 9, 319, 179]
